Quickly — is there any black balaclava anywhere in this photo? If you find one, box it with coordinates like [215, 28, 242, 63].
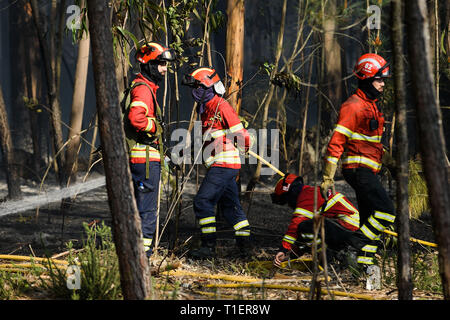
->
[358, 78, 382, 100]
[192, 86, 215, 114]
[286, 177, 305, 210]
[141, 61, 164, 84]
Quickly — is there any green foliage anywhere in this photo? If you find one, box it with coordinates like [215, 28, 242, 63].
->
[23, 96, 42, 113]
[381, 248, 442, 295]
[411, 252, 442, 293]
[166, 0, 202, 66]
[0, 271, 34, 299]
[66, 0, 89, 44]
[271, 72, 302, 94]
[191, 0, 225, 33]
[261, 62, 275, 76]
[77, 221, 121, 300]
[39, 221, 122, 300]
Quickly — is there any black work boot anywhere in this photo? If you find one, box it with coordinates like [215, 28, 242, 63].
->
[235, 237, 254, 257]
[189, 240, 216, 259]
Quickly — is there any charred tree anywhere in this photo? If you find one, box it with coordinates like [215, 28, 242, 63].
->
[22, 0, 42, 179]
[406, 0, 450, 299]
[0, 83, 22, 200]
[391, 0, 412, 300]
[246, 0, 287, 195]
[225, 0, 245, 114]
[29, 0, 66, 186]
[87, 0, 151, 300]
[9, 1, 29, 150]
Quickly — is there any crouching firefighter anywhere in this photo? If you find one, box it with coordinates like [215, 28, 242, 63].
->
[320, 53, 396, 270]
[271, 174, 361, 268]
[123, 42, 175, 258]
[182, 67, 253, 259]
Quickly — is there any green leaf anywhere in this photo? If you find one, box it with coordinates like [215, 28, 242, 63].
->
[440, 30, 447, 55]
[114, 26, 139, 51]
[192, 8, 202, 22]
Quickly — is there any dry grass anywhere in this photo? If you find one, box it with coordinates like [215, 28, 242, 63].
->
[408, 159, 429, 220]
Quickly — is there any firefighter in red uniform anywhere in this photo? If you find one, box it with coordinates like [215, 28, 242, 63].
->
[182, 67, 253, 259]
[320, 53, 395, 269]
[271, 174, 360, 267]
[127, 42, 175, 257]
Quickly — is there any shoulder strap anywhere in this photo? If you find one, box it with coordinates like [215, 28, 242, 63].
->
[129, 81, 165, 177]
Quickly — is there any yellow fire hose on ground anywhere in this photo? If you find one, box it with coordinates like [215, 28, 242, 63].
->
[0, 254, 75, 273]
[0, 254, 69, 265]
[160, 269, 375, 300]
[247, 150, 438, 249]
[382, 229, 437, 248]
[204, 283, 375, 300]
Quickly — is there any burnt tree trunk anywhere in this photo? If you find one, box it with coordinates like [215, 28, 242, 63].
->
[225, 0, 245, 114]
[29, 0, 66, 186]
[87, 0, 151, 300]
[406, 0, 450, 299]
[246, 0, 287, 195]
[23, 0, 42, 178]
[391, 0, 413, 300]
[0, 84, 22, 200]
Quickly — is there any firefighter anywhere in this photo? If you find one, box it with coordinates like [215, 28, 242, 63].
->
[182, 67, 253, 259]
[271, 173, 360, 267]
[127, 42, 175, 257]
[320, 53, 395, 269]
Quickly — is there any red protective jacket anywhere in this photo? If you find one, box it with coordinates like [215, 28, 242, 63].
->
[281, 186, 360, 251]
[325, 89, 385, 173]
[128, 74, 160, 164]
[201, 95, 251, 169]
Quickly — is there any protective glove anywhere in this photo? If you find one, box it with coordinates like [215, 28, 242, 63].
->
[238, 116, 249, 129]
[320, 161, 337, 199]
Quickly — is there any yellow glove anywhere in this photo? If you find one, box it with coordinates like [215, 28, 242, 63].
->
[238, 116, 249, 129]
[320, 161, 337, 199]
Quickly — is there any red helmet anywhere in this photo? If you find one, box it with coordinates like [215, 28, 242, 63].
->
[182, 67, 226, 95]
[274, 174, 299, 197]
[136, 42, 175, 64]
[271, 173, 303, 205]
[183, 67, 220, 87]
[354, 53, 390, 80]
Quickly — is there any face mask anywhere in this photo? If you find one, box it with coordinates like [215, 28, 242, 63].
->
[213, 81, 226, 95]
[192, 86, 215, 114]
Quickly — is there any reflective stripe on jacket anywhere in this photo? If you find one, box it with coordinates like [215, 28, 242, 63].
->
[325, 89, 385, 173]
[201, 95, 250, 169]
[281, 186, 360, 251]
[128, 74, 160, 163]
